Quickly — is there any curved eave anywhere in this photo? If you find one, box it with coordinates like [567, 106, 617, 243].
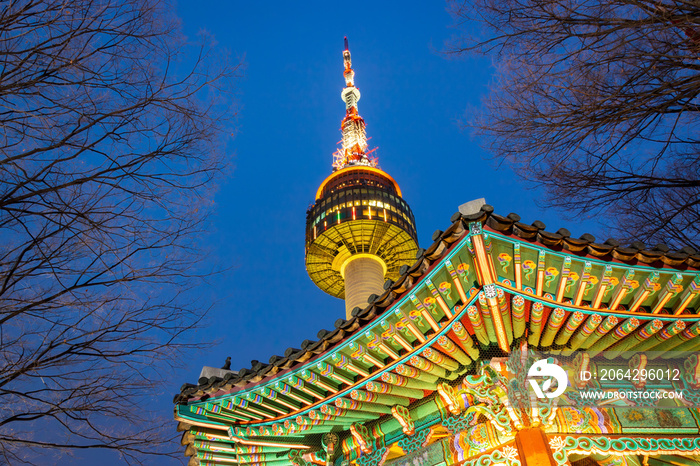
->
[179, 205, 700, 404]
[176, 204, 700, 465]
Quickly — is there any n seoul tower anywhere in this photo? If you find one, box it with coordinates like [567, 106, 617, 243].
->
[305, 38, 419, 319]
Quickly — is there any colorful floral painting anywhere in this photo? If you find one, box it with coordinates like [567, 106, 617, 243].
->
[498, 253, 512, 273]
[457, 263, 470, 276]
[522, 260, 536, 281]
[544, 267, 559, 287]
[439, 281, 452, 298]
[584, 275, 599, 296]
[565, 271, 580, 293]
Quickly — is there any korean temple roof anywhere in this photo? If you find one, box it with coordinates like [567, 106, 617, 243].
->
[175, 204, 700, 404]
[174, 203, 700, 466]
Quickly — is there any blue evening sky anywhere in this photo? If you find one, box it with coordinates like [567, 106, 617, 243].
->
[131, 2, 601, 464]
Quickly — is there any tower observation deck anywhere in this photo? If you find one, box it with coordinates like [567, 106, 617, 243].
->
[305, 38, 419, 318]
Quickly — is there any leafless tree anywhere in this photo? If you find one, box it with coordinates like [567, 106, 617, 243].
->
[448, 0, 700, 250]
[0, 0, 237, 463]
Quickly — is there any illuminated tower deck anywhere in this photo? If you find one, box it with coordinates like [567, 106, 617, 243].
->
[305, 38, 419, 318]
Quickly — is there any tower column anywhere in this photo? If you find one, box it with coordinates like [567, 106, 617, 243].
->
[341, 254, 386, 319]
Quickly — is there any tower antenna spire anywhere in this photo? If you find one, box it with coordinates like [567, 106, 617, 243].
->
[334, 37, 376, 170]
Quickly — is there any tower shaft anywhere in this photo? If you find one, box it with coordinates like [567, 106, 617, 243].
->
[341, 255, 386, 319]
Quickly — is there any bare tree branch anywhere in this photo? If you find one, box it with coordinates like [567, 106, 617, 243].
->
[0, 0, 239, 463]
[448, 0, 700, 249]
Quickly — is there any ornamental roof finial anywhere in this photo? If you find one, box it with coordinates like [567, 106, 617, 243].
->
[333, 37, 377, 170]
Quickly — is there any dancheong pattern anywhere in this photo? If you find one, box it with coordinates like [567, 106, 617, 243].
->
[549, 436, 700, 465]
